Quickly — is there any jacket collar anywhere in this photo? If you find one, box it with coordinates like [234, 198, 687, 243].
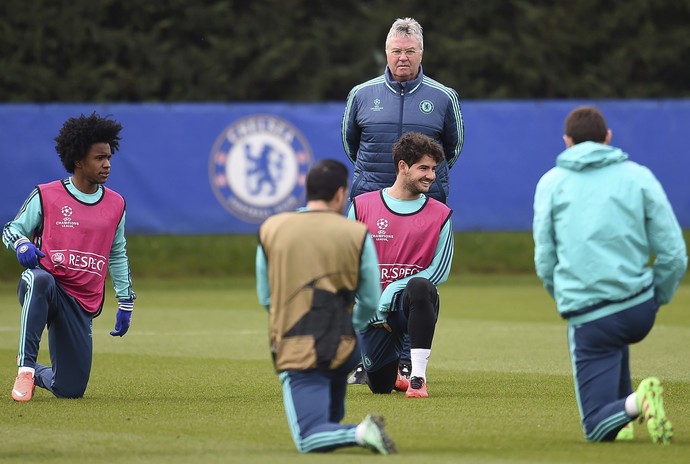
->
[556, 142, 628, 171]
[384, 65, 425, 94]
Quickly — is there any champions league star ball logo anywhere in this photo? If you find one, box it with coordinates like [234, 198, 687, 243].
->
[209, 115, 312, 224]
[374, 217, 394, 242]
[56, 205, 79, 228]
[376, 218, 388, 233]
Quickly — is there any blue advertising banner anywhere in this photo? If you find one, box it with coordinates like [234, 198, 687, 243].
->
[1, 101, 688, 233]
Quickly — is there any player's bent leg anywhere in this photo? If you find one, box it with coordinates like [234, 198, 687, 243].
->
[356, 313, 404, 394]
[403, 277, 439, 349]
[365, 360, 398, 394]
[16, 269, 57, 370]
[12, 270, 57, 400]
[280, 371, 358, 453]
[569, 322, 630, 442]
[48, 292, 94, 399]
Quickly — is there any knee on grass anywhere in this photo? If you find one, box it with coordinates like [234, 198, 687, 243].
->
[365, 361, 398, 394]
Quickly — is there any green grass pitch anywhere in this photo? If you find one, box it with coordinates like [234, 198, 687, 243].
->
[0, 275, 688, 463]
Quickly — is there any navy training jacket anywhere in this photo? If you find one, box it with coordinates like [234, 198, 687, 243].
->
[341, 66, 464, 204]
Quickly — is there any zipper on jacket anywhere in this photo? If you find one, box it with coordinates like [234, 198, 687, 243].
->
[398, 87, 405, 138]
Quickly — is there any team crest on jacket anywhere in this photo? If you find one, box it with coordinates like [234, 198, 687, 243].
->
[209, 115, 312, 224]
[419, 100, 434, 114]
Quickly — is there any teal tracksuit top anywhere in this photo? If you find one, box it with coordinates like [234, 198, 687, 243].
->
[533, 142, 687, 323]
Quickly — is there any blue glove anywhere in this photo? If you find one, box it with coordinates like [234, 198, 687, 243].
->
[15, 238, 45, 269]
[110, 299, 134, 337]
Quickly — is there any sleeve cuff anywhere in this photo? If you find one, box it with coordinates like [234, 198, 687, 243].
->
[13, 237, 30, 249]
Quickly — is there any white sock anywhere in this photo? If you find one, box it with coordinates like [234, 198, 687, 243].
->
[354, 421, 367, 445]
[18, 366, 35, 377]
[624, 393, 639, 418]
[410, 348, 431, 380]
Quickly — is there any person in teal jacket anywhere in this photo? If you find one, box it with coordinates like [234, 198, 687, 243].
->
[533, 106, 686, 444]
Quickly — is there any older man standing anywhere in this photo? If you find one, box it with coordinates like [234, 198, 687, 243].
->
[342, 17, 464, 205]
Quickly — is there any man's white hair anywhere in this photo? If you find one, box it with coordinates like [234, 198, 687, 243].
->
[386, 17, 424, 50]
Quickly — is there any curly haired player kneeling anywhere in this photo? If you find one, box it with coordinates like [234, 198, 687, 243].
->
[4, 112, 136, 402]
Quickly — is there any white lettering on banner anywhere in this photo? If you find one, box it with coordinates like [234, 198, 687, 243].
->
[225, 117, 295, 144]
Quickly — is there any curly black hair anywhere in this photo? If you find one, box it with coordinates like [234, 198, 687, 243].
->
[391, 132, 444, 173]
[54, 112, 123, 173]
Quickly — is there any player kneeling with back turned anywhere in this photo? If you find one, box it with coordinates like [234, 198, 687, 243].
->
[256, 159, 397, 454]
[533, 106, 687, 444]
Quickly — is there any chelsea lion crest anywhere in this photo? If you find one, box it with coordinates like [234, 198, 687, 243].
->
[209, 115, 313, 223]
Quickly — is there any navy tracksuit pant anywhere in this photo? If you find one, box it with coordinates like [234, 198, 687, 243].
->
[279, 346, 360, 452]
[17, 269, 94, 398]
[567, 296, 658, 441]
